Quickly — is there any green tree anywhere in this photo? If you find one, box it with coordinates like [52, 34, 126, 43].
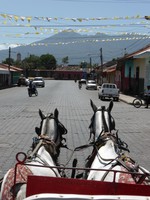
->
[22, 54, 41, 69]
[2, 58, 15, 65]
[62, 56, 69, 65]
[80, 61, 87, 68]
[40, 54, 56, 70]
[2, 53, 57, 70]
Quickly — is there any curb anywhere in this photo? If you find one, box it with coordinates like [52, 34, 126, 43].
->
[119, 98, 133, 105]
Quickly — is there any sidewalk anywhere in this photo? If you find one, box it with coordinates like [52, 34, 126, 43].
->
[119, 93, 135, 105]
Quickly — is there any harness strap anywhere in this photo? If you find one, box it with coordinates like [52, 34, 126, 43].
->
[100, 157, 137, 182]
[35, 154, 59, 177]
[28, 136, 58, 159]
[74, 143, 94, 151]
[116, 157, 150, 184]
[101, 164, 115, 181]
[117, 157, 137, 173]
[58, 121, 68, 135]
[137, 166, 150, 184]
[28, 139, 42, 159]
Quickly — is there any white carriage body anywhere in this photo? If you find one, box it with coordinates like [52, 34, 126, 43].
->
[24, 193, 150, 200]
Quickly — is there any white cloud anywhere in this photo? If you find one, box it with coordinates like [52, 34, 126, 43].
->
[0, 44, 21, 51]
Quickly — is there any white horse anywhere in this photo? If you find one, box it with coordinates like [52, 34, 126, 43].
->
[0, 108, 67, 200]
[86, 100, 150, 185]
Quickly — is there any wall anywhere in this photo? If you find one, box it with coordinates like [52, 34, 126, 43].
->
[144, 58, 150, 90]
[125, 60, 134, 78]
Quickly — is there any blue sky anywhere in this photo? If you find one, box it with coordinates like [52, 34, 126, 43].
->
[0, 0, 150, 50]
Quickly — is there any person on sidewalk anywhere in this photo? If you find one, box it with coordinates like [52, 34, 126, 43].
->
[78, 80, 82, 89]
[144, 85, 150, 108]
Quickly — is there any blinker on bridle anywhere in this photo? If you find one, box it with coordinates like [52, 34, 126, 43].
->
[89, 106, 110, 138]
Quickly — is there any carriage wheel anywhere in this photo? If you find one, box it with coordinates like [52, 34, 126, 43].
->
[28, 91, 32, 97]
[133, 98, 142, 108]
[35, 90, 38, 96]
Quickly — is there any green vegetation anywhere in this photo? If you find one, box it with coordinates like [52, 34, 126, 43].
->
[2, 53, 57, 70]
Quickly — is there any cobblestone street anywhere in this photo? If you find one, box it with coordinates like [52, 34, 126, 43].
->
[0, 80, 150, 179]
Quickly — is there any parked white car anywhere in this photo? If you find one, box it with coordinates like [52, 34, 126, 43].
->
[17, 77, 29, 86]
[80, 79, 87, 84]
[33, 77, 45, 87]
[98, 83, 119, 101]
[86, 80, 97, 90]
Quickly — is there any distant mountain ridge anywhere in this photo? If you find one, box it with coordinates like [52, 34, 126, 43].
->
[0, 32, 150, 65]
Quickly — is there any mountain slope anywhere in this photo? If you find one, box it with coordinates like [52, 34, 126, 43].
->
[0, 32, 149, 65]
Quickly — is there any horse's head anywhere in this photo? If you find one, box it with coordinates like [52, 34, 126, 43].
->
[89, 99, 116, 142]
[87, 101, 148, 184]
[34, 108, 67, 157]
[1, 109, 68, 200]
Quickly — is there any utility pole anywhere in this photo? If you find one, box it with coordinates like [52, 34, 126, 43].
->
[90, 57, 92, 74]
[8, 47, 11, 86]
[90, 57, 92, 67]
[100, 48, 103, 84]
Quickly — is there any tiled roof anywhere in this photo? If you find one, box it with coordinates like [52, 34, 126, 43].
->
[121, 44, 150, 60]
[103, 64, 117, 73]
[56, 65, 81, 71]
[0, 63, 22, 72]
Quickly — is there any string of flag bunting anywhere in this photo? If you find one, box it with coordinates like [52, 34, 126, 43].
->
[0, 35, 150, 48]
[0, 29, 149, 37]
[0, 13, 149, 22]
[0, 13, 150, 47]
[0, 13, 149, 35]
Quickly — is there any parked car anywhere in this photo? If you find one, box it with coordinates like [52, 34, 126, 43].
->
[98, 83, 119, 101]
[26, 78, 30, 86]
[86, 80, 97, 90]
[33, 77, 45, 87]
[17, 77, 29, 86]
[80, 79, 87, 84]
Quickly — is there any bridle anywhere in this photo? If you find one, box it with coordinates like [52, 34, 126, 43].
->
[89, 106, 116, 141]
[29, 113, 68, 161]
[87, 106, 130, 169]
[37, 113, 67, 147]
[91, 106, 129, 153]
[86, 101, 150, 183]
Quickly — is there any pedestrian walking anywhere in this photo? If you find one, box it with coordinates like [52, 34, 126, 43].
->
[78, 80, 82, 89]
[144, 85, 150, 108]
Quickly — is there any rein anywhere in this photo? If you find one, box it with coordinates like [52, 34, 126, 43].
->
[89, 131, 150, 183]
[87, 101, 150, 184]
[28, 135, 57, 159]
[27, 110, 69, 177]
[26, 135, 61, 177]
[34, 154, 59, 177]
[96, 131, 129, 152]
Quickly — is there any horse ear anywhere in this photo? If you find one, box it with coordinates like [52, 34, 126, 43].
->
[107, 100, 113, 112]
[54, 108, 59, 119]
[90, 99, 97, 112]
[39, 109, 45, 120]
